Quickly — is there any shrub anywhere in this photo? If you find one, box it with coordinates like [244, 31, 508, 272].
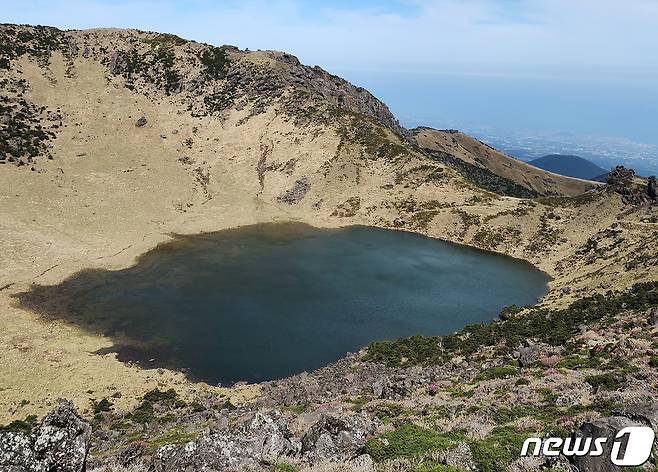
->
[0, 415, 37, 433]
[585, 372, 625, 391]
[366, 282, 658, 367]
[469, 426, 529, 472]
[91, 398, 114, 414]
[365, 423, 458, 462]
[269, 465, 298, 472]
[649, 356, 658, 368]
[143, 388, 185, 408]
[200, 46, 229, 79]
[129, 401, 155, 424]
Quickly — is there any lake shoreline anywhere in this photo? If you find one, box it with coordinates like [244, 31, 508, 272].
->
[13, 222, 550, 387]
[0, 212, 556, 422]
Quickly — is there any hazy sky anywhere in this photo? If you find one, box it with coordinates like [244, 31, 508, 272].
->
[3, 0, 658, 166]
[3, 0, 658, 80]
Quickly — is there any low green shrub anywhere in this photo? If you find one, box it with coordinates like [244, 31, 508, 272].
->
[0, 415, 37, 433]
[585, 372, 625, 391]
[269, 464, 299, 472]
[365, 423, 459, 462]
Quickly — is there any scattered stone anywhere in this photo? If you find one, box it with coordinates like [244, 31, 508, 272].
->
[517, 342, 541, 367]
[648, 307, 658, 327]
[135, 116, 147, 127]
[151, 411, 298, 471]
[613, 401, 658, 430]
[605, 166, 646, 204]
[538, 355, 561, 367]
[277, 176, 310, 205]
[300, 414, 377, 463]
[108, 51, 128, 75]
[117, 440, 147, 467]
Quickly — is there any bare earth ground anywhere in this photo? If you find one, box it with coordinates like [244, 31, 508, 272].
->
[1, 48, 657, 426]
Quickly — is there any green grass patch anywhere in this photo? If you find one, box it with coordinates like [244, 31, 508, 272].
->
[269, 464, 299, 472]
[365, 423, 459, 462]
[649, 356, 658, 368]
[585, 372, 626, 391]
[147, 428, 198, 453]
[410, 463, 468, 472]
[468, 426, 530, 472]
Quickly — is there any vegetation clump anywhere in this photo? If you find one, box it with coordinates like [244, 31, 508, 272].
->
[365, 423, 457, 462]
[0, 24, 67, 69]
[365, 282, 658, 366]
[474, 365, 519, 382]
[424, 149, 539, 198]
[0, 414, 38, 433]
[200, 46, 230, 79]
[128, 388, 185, 424]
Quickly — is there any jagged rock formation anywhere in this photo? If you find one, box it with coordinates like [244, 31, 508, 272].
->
[604, 165, 657, 205]
[147, 411, 375, 471]
[0, 400, 91, 472]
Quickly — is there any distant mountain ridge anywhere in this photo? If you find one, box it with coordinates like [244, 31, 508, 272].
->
[528, 154, 608, 180]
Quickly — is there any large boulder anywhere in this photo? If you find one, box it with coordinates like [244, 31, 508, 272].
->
[150, 411, 299, 471]
[0, 400, 91, 472]
[570, 416, 636, 472]
[300, 414, 377, 463]
[570, 402, 658, 472]
[614, 402, 658, 431]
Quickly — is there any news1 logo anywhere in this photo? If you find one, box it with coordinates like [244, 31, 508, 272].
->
[521, 426, 655, 466]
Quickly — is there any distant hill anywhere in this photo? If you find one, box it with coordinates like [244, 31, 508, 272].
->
[528, 154, 608, 180]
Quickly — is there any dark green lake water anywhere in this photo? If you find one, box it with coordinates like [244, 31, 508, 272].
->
[18, 223, 549, 384]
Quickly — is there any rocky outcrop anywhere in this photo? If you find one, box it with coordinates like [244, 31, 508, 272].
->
[0, 400, 91, 472]
[150, 411, 376, 470]
[151, 411, 298, 471]
[648, 176, 657, 201]
[605, 166, 648, 204]
[300, 414, 377, 463]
